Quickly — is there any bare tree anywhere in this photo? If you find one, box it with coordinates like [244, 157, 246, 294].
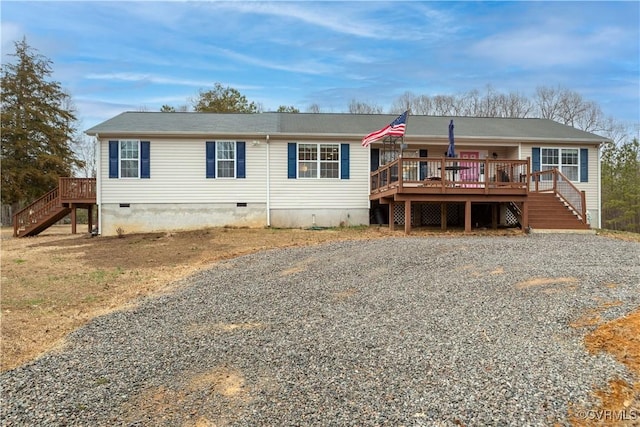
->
[573, 101, 605, 133]
[496, 92, 534, 118]
[557, 89, 588, 127]
[534, 86, 564, 122]
[432, 95, 458, 116]
[459, 89, 483, 116]
[391, 92, 433, 115]
[73, 133, 96, 178]
[348, 99, 383, 114]
[306, 103, 321, 113]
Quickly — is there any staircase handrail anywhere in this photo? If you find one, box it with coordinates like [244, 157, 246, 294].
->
[13, 187, 61, 237]
[530, 169, 586, 223]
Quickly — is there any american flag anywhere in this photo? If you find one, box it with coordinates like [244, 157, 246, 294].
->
[361, 111, 408, 147]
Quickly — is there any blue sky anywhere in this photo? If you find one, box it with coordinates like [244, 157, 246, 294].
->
[2, 1, 639, 130]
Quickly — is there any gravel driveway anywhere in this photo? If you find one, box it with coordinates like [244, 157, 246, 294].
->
[2, 233, 639, 426]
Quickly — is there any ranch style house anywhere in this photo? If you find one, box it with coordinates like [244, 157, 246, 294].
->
[13, 112, 609, 237]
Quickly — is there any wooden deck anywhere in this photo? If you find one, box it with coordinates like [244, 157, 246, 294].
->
[370, 158, 586, 233]
[13, 178, 96, 237]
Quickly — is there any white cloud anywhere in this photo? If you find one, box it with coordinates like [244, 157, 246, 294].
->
[207, 2, 454, 42]
[468, 26, 627, 68]
[208, 46, 339, 76]
[84, 72, 212, 87]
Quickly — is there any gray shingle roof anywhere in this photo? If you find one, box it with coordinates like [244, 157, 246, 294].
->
[86, 112, 609, 143]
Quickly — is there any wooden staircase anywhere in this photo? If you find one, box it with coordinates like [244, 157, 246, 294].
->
[13, 178, 96, 237]
[527, 192, 589, 230]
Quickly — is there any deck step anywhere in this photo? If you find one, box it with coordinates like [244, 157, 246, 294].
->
[528, 192, 588, 230]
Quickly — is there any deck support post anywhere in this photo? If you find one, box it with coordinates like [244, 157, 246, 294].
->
[465, 200, 472, 232]
[389, 201, 395, 231]
[88, 205, 93, 233]
[440, 203, 447, 230]
[404, 201, 412, 234]
[522, 200, 529, 231]
[71, 204, 77, 234]
[492, 203, 498, 229]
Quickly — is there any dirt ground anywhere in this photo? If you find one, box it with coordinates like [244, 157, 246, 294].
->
[1, 224, 639, 423]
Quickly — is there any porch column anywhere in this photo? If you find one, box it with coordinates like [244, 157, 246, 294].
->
[404, 200, 412, 234]
[88, 205, 93, 233]
[440, 203, 447, 230]
[389, 201, 395, 231]
[70, 204, 77, 234]
[465, 200, 472, 232]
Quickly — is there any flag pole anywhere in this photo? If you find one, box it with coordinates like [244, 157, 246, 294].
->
[400, 109, 410, 157]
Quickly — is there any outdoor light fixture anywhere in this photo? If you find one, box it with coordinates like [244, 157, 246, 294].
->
[492, 152, 498, 159]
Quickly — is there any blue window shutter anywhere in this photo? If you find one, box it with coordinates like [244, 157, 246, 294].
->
[371, 148, 380, 172]
[419, 149, 428, 180]
[206, 141, 216, 178]
[236, 141, 246, 179]
[340, 144, 350, 179]
[140, 141, 150, 178]
[109, 141, 119, 178]
[580, 148, 588, 182]
[287, 143, 297, 179]
[532, 147, 541, 172]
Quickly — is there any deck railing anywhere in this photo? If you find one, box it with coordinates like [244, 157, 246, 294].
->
[371, 157, 529, 194]
[530, 169, 586, 223]
[60, 177, 96, 203]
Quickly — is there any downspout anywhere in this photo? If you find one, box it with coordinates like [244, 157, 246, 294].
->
[597, 142, 602, 229]
[266, 134, 271, 227]
[95, 133, 102, 235]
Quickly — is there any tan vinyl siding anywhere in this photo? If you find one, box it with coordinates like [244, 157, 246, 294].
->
[268, 140, 370, 210]
[521, 143, 601, 223]
[100, 138, 267, 204]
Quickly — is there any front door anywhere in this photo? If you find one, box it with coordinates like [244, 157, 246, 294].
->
[459, 151, 480, 183]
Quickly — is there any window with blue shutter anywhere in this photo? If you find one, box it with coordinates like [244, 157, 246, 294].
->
[140, 141, 150, 178]
[580, 148, 588, 182]
[206, 141, 244, 179]
[206, 141, 216, 178]
[287, 143, 297, 179]
[109, 141, 119, 178]
[532, 147, 541, 172]
[340, 144, 349, 179]
[236, 141, 246, 179]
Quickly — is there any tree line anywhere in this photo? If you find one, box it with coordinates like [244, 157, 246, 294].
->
[2, 39, 638, 231]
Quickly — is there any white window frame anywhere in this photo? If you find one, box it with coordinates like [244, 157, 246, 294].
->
[216, 141, 236, 179]
[298, 143, 340, 179]
[541, 147, 579, 181]
[119, 140, 140, 179]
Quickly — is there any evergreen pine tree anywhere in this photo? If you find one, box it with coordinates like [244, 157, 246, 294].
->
[1, 38, 82, 210]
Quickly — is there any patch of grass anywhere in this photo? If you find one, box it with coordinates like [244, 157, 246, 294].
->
[82, 295, 100, 303]
[51, 255, 65, 263]
[596, 228, 640, 242]
[90, 269, 106, 281]
[95, 377, 110, 386]
[13, 259, 26, 264]
[88, 267, 124, 284]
